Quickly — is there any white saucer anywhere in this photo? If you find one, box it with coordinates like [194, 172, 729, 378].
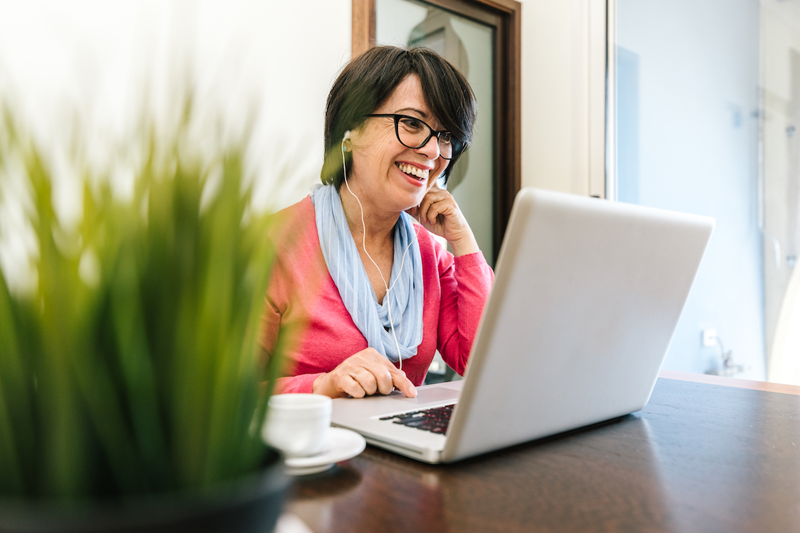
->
[284, 427, 366, 476]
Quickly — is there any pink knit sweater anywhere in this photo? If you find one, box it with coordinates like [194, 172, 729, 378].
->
[259, 196, 494, 393]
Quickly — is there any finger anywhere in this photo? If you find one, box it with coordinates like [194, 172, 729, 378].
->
[375, 366, 395, 395]
[421, 189, 455, 224]
[389, 368, 417, 398]
[428, 199, 455, 227]
[352, 350, 395, 395]
[351, 367, 379, 396]
[338, 374, 366, 399]
[419, 196, 439, 227]
[427, 200, 446, 226]
[417, 188, 441, 221]
[361, 349, 415, 396]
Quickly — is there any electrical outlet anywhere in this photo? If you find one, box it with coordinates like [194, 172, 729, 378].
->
[702, 328, 718, 347]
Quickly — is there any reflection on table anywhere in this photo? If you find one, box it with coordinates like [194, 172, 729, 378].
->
[287, 374, 800, 533]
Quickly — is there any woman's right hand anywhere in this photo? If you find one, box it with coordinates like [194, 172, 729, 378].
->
[312, 348, 417, 399]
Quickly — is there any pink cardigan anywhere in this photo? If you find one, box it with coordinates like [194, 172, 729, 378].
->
[259, 196, 494, 393]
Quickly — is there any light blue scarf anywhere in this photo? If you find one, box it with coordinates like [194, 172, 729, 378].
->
[311, 184, 423, 362]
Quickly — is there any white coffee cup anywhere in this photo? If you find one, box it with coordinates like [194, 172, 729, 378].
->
[262, 393, 332, 457]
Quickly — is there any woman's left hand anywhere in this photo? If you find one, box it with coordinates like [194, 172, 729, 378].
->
[405, 184, 480, 257]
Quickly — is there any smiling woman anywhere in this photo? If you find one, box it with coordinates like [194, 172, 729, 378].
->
[321, 46, 475, 187]
[259, 46, 494, 400]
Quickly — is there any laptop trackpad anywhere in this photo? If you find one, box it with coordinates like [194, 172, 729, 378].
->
[393, 387, 460, 404]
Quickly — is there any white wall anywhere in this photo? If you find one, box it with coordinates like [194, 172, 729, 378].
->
[0, 0, 602, 286]
[0, 0, 599, 202]
[521, 0, 606, 197]
[0, 0, 352, 213]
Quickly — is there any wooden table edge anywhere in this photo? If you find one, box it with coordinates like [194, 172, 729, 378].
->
[659, 369, 800, 396]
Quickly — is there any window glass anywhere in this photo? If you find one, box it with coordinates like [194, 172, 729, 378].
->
[615, 0, 765, 379]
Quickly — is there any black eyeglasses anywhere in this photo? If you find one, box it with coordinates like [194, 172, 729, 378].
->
[366, 114, 464, 160]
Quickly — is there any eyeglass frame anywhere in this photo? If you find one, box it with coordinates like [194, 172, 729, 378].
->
[364, 113, 465, 160]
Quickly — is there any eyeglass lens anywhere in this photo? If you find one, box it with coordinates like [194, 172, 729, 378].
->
[396, 117, 455, 160]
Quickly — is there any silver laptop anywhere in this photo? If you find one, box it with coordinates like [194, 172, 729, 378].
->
[331, 188, 715, 464]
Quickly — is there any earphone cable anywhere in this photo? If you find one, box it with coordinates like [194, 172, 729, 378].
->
[341, 139, 421, 373]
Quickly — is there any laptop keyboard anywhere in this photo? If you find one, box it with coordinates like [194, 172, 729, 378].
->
[379, 404, 454, 435]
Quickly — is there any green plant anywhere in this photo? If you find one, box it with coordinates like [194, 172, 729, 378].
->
[0, 107, 283, 502]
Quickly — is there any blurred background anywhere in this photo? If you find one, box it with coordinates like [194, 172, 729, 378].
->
[614, 0, 800, 384]
[0, 0, 350, 293]
[1, 0, 799, 386]
[0, 0, 350, 209]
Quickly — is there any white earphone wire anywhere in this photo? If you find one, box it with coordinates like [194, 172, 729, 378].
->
[341, 136, 421, 373]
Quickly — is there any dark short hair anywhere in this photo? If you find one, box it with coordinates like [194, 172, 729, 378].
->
[321, 46, 477, 190]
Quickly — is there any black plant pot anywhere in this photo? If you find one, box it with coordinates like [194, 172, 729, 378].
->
[0, 451, 289, 533]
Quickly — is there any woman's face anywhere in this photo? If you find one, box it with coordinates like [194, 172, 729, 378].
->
[347, 74, 449, 213]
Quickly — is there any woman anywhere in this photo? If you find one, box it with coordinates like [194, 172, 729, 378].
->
[260, 46, 494, 399]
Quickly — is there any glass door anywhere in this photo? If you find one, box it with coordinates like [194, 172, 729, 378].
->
[376, 0, 497, 266]
[762, 3, 800, 385]
[376, 0, 497, 382]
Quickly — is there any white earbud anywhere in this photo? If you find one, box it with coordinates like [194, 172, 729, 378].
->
[342, 130, 351, 151]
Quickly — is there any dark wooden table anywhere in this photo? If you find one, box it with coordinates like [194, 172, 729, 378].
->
[287, 373, 800, 533]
